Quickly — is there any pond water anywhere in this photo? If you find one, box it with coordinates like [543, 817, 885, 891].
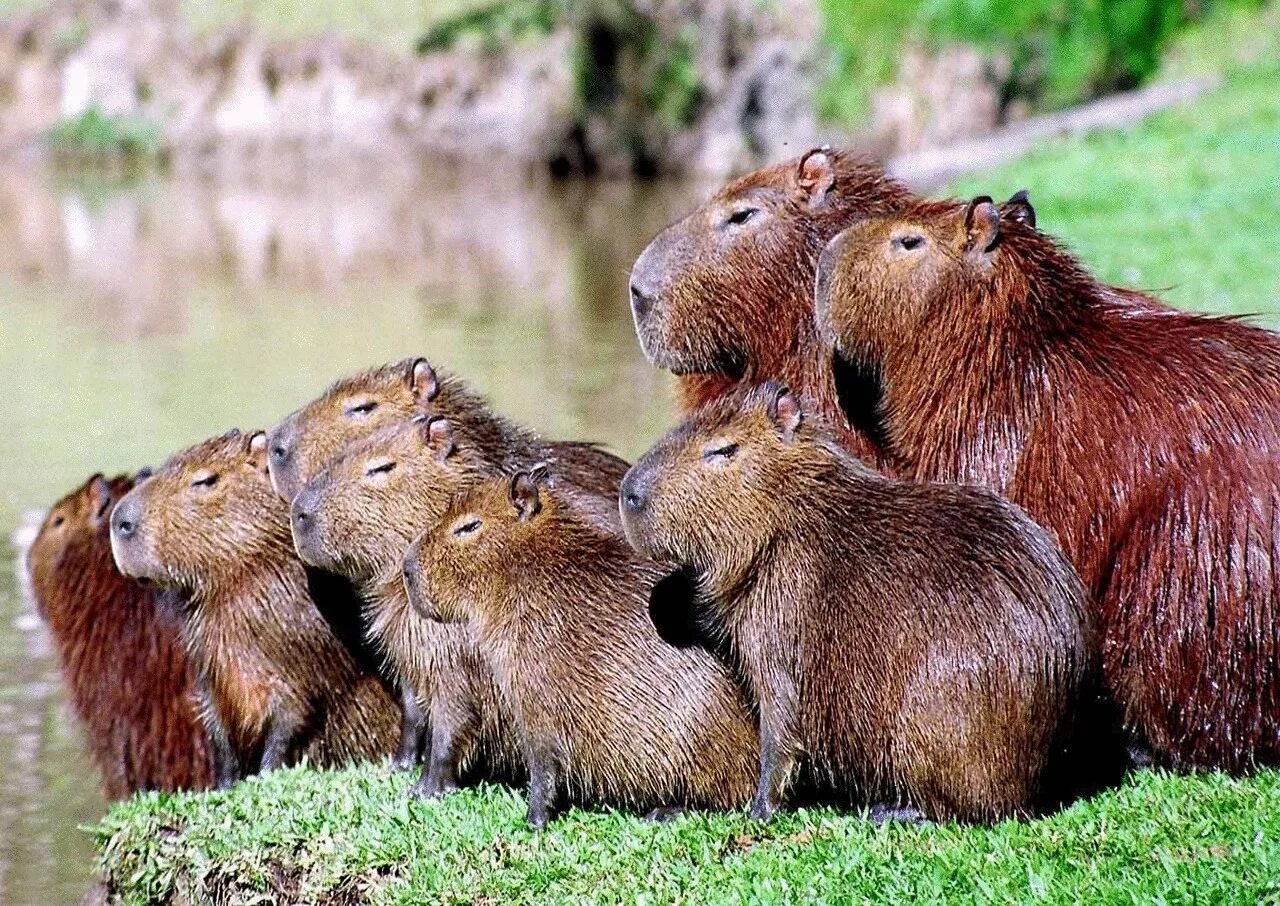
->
[0, 159, 697, 904]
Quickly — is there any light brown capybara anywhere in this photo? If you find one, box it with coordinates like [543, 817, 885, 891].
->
[402, 467, 758, 828]
[27, 473, 215, 797]
[814, 195, 1280, 773]
[109, 430, 400, 780]
[621, 383, 1093, 822]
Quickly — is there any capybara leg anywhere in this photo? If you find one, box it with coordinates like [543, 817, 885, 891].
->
[259, 714, 302, 773]
[410, 695, 477, 799]
[199, 691, 241, 789]
[748, 713, 796, 821]
[524, 744, 561, 830]
[868, 803, 928, 826]
[392, 685, 428, 771]
[644, 806, 687, 823]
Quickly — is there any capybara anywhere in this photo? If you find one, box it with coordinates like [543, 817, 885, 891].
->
[628, 148, 914, 461]
[266, 356, 626, 502]
[621, 383, 1092, 822]
[814, 196, 1280, 772]
[402, 467, 758, 828]
[27, 473, 214, 798]
[109, 430, 400, 778]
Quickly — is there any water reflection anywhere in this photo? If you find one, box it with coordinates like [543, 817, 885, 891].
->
[0, 159, 698, 904]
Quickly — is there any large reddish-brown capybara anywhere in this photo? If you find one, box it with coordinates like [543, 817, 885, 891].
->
[110, 430, 400, 778]
[814, 195, 1280, 772]
[620, 383, 1094, 822]
[27, 473, 215, 798]
[627, 148, 914, 461]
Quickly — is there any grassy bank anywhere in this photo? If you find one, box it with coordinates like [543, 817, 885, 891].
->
[89, 63, 1280, 906]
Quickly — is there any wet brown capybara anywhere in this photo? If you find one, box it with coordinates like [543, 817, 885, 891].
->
[109, 430, 400, 780]
[27, 473, 214, 798]
[813, 196, 1280, 773]
[620, 383, 1093, 823]
[627, 148, 914, 461]
[401, 468, 759, 828]
[266, 356, 626, 502]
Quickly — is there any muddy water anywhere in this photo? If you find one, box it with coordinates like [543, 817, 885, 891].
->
[0, 160, 700, 904]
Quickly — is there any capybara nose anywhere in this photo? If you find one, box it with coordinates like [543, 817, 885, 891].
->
[620, 472, 647, 516]
[270, 440, 290, 465]
[629, 281, 653, 322]
[111, 503, 138, 540]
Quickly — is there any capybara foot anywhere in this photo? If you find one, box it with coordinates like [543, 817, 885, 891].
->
[644, 805, 687, 823]
[410, 773, 459, 800]
[868, 803, 928, 826]
[525, 804, 552, 830]
[748, 796, 777, 822]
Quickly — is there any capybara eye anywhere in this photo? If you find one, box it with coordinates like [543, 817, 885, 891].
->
[725, 208, 757, 227]
[893, 235, 926, 251]
[364, 460, 396, 477]
[702, 442, 740, 462]
[346, 400, 378, 417]
[452, 518, 482, 537]
[190, 472, 219, 489]
[51, 514, 65, 528]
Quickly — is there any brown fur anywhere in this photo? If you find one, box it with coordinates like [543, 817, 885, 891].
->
[27, 474, 214, 798]
[621, 383, 1093, 822]
[402, 470, 758, 827]
[628, 148, 915, 461]
[109, 431, 399, 779]
[814, 196, 1280, 772]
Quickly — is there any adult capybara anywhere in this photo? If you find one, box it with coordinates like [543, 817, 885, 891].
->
[814, 196, 1280, 773]
[27, 473, 214, 798]
[628, 148, 914, 461]
[110, 430, 400, 779]
[402, 468, 758, 828]
[266, 356, 626, 502]
[621, 383, 1092, 822]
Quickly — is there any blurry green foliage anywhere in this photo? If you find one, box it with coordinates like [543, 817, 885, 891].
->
[47, 108, 163, 158]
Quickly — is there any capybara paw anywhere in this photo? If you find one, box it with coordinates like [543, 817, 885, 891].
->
[409, 775, 458, 800]
[387, 753, 417, 774]
[525, 806, 551, 830]
[867, 803, 928, 826]
[748, 797, 776, 821]
[644, 806, 687, 823]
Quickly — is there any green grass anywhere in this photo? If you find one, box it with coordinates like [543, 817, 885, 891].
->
[93, 765, 1280, 904]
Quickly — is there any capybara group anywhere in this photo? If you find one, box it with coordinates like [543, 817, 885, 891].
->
[815, 196, 1280, 772]
[27, 473, 214, 798]
[621, 383, 1093, 822]
[109, 430, 400, 779]
[403, 468, 758, 827]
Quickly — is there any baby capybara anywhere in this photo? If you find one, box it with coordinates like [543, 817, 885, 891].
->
[402, 468, 758, 828]
[109, 430, 400, 779]
[27, 473, 214, 798]
[814, 196, 1280, 773]
[266, 356, 626, 502]
[621, 383, 1092, 822]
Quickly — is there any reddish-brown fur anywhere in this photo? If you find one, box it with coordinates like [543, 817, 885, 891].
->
[402, 470, 758, 828]
[110, 431, 400, 779]
[621, 383, 1094, 822]
[627, 149, 915, 461]
[27, 474, 214, 798]
[815, 197, 1280, 772]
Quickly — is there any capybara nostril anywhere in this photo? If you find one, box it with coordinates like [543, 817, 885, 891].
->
[629, 281, 653, 322]
[619, 472, 647, 516]
[111, 505, 137, 540]
[623, 491, 645, 514]
[270, 442, 290, 463]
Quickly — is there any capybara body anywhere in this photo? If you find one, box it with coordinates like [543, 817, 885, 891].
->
[621, 384, 1092, 822]
[815, 197, 1280, 772]
[628, 149, 914, 460]
[267, 356, 626, 502]
[27, 473, 214, 798]
[109, 431, 399, 779]
[403, 469, 759, 827]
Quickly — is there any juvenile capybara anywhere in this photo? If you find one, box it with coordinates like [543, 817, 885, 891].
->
[621, 383, 1093, 822]
[402, 468, 758, 828]
[628, 148, 914, 460]
[110, 430, 400, 779]
[814, 196, 1280, 772]
[27, 473, 214, 798]
[266, 356, 626, 502]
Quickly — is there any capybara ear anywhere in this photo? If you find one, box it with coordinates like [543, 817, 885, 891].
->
[245, 431, 270, 474]
[407, 357, 440, 403]
[135, 466, 153, 483]
[508, 471, 542, 522]
[420, 415, 455, 462]
[1003, 189, 1036, 228]
[796, 146, 836, 209]
[766, 384, 803, 442]
[88, 474, 113, 521]
[963, 196, 1001, 262]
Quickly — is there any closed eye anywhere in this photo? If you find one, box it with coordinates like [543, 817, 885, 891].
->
[726, 208, 757, 226]
[453, 519, 481, 537]
[703, 443, 739, 461]
[892, 235, 925, 251]
[191, 473, 219, 489]
[346, 401, 378, 416]
[51, 515, 65, 528]
[365, 461, 396, 477]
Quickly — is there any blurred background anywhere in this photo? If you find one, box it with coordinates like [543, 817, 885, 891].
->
[0, 0, 1276, 901]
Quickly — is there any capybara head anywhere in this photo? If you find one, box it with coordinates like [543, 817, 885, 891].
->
[110, 430, 281, 589]
[402, 467, 555, 626]
[267, 357, 450, 502]
[290, 415, 492, 580]
[622, 382, 836, 585]
[629, 148, 911, 385]
[814, 194, 1038, 371]
[30, 473, 130, 599]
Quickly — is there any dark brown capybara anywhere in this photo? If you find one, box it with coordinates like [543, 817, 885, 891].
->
[27, 473, 215, 798]
[620, 383, 1093, 822]
[401, 468, 758, 828]
[265, 356, 626, 502]
[814, 195, 1280, 773]
[109, 430, 400, 780]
